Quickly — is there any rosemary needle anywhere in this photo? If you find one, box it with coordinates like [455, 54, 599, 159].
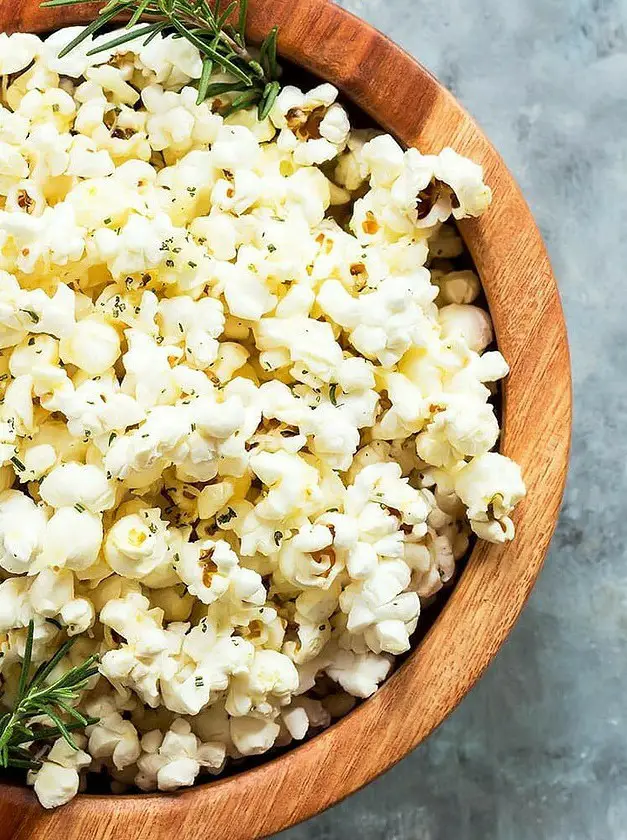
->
[0, 621, 100, 771]
[39, 0, 282, 117]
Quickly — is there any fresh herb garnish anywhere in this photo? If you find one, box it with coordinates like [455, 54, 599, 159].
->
[40, 0, 281, 118]
[0, 622, 100, 770]
[20, 309, 39, 324]
[217, 506, 236, 525]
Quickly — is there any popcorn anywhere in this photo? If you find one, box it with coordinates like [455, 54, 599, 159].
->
[279, 523, 344, 590]
[149, 585, 194, 622]
[65, 135, 115, 179]
[29, 567, 75, 617]
[10, 334, 60, 378]
[138, 35, 204, 86]
[283, 607, 333, 665]
[435, 147, 493, 219]
[87, 712, 142, 771]
[4, 180, 47, 218]
[216, 260, 277, 322]
[94, 213, 176, 279]
[0, 609, 59, 674]
[135, 719, 225, 792]
[0, 28, 524, 808]
[177, 538, 265, 607]
[248, 450, 323, 524]
[0, 142, 29, 195]
[59, 596, 96, 636]
[4, 374, 35, 436]
[270, 84, 349, 166]
[360, 134, 405, 187]
[120, 330, 181, 409]
[0, 205, 86, 273]
[40, 463, 116, 512]
[30, 735, 91, 809]
[160, 630, 256, 715]
[211, 124, 260, 171]
[143, 87, 220, 159]
[436, 270, 481, 306]
[230, 716, 280, 757]
[0, 33, 41, 76]
[42, 28, 102, 78]
[0, 576, 33, 632]
[281, 696, 330, 740]
[339, 560, 420, 654]
[325, 647, 393, 698]
[28, 284, 77, 341]
[438, 303, 494, 353]
[158, 296, 224, 370]
[85, 65, 140, 108]
[317, 273, 436, 368]
[415, 394, 500, 468]
[37, 506, 103, 572]
[99, 592, 179, 707]
[0, 490, 48, 574]
[454, 452, 526, 543]
[0, 107, 29, 147]
[104, 510, 172, 582]
[59, 315, 121, 375]
[44, 371, 146, 445]
[226, 648, 299, 718]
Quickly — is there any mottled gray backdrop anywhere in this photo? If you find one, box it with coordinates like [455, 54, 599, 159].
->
[276, 0, 625, 837]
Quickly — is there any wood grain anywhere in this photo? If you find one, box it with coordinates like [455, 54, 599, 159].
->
[0, 1, 573, 838]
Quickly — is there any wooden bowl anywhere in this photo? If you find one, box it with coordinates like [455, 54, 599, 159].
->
[1, 0, 572, 837]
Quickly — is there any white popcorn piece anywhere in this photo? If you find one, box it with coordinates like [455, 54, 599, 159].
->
[37, 506, 103, 572]
[104, 510, 171, 582]
[325, 647, 393, 698]
[438, 303, 494, 354]
[0, 490, 48, 574]
[59, 315, 121, 375]
[87, 712, 141, 771]
[454, 452, 526, 543]
[135, 719, 225, 791]
[270, 84, 349, 166]
[0, 33, 41, 76]
[229, 716, 280, 757]
[40, 462, 116, 512]
[99, 592, 179, 707]
[177, 538, 265, 607]
[29, 735, 91, 810]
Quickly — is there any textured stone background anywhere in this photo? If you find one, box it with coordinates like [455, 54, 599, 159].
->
[277, 0, 626, 837]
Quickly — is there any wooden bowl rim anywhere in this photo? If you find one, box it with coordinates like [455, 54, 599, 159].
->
[0, 1, 572, 838]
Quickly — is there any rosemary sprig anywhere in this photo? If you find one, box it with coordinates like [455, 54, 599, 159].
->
[0, 621, 100, 771]
[39, 0, 281, 118]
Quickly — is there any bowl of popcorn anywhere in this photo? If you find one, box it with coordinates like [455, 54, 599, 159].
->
[0, 0, 571, 837]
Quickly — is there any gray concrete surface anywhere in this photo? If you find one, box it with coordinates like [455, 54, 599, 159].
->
[277, 1, 626, 838]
